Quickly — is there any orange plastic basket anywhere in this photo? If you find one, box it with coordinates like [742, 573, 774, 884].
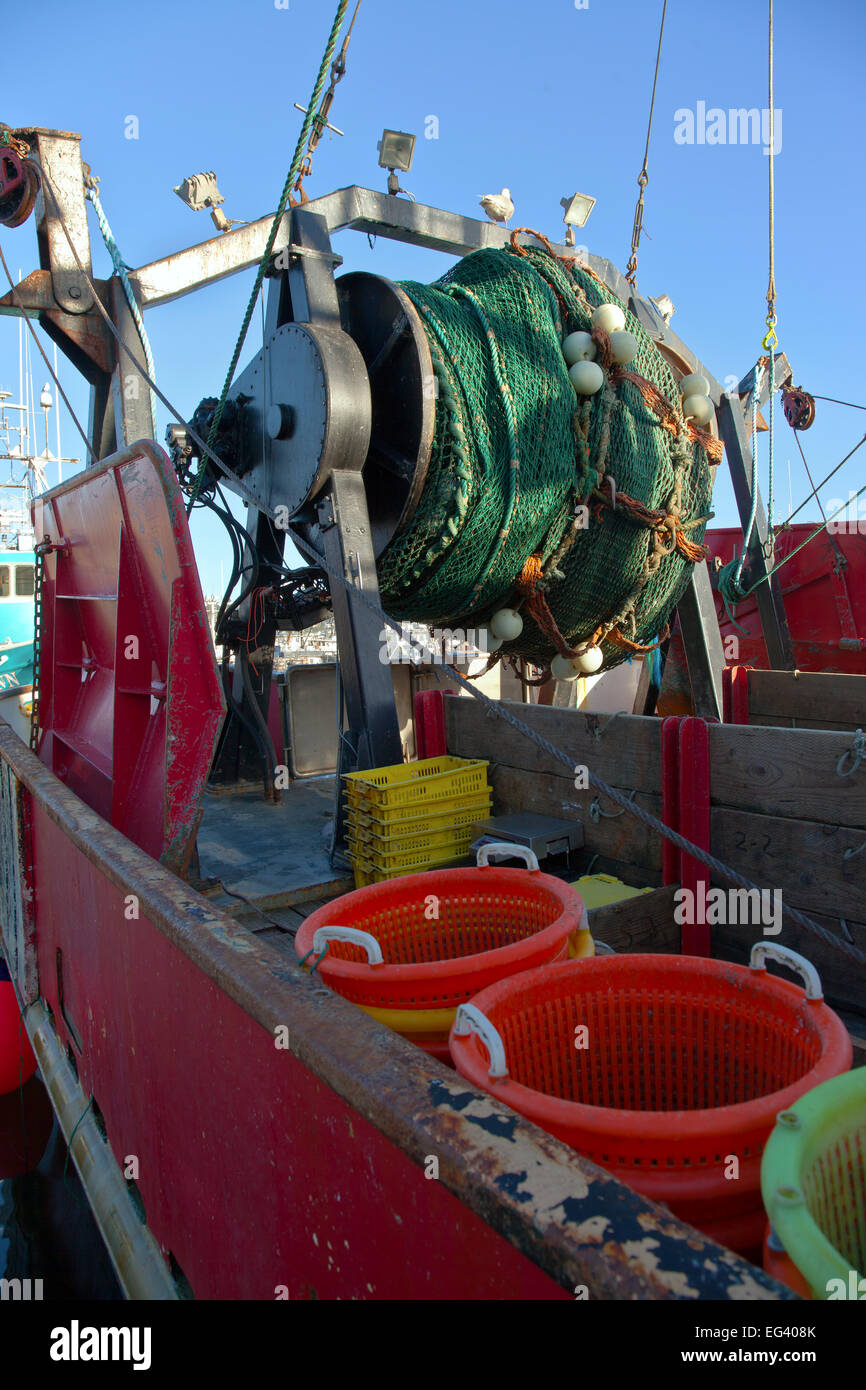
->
[449, 945, 852, 1255]
[296, 844, 590, 1013]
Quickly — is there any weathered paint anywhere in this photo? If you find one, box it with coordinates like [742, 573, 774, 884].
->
[0, 721, 794, 1300]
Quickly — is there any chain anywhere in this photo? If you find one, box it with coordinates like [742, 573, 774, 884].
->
[29, 547, 44, 752]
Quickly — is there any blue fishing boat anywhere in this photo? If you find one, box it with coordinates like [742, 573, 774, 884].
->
[0, 548, 35, 692]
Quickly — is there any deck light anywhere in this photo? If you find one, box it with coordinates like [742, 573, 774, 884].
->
[377, 130, 416, 195]
[560, 191, 596, 246]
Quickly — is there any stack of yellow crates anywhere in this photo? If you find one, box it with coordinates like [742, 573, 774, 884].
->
[343, 756, 491, 887]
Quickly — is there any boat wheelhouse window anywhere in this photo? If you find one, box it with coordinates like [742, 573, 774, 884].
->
[0, 567, 8, 598]
[14, 565, 35, 597]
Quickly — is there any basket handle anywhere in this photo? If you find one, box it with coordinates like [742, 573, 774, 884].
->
[476, 842, 540, 873]
[311, 926, 385, 966]
[453, 1004, 509, 1078]
[749, 942, 823, 1000]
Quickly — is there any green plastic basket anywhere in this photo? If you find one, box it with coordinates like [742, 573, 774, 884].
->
[761, 1068, 866, 1299]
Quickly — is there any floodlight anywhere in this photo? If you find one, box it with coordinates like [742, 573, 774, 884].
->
[560, 191, 596, 230]
[377, 130, 416, 174]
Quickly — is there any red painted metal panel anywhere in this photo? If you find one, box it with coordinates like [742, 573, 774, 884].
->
[678, 718, 711, 957]
[31, 442, 225, 873]
[28, 800, 566, 1300]
[661, 525, 866, 716]
[660, 715, 683, 888]
[414, 689, 447, 760]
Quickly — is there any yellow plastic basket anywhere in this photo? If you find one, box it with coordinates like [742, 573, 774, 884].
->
[343, 756, 488, 812]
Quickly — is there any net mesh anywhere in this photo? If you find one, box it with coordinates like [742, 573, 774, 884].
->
[375, 241, 713, 668]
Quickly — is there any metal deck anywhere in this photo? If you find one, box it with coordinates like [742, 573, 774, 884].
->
[196, 776, 348, 903]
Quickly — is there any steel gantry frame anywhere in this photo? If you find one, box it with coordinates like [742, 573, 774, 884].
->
[0, 126, 794, 771]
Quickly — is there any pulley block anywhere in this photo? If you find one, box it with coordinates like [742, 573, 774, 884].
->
[0, 148, 40, 228]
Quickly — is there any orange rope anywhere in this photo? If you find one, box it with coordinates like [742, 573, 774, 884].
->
[607, 622, 670, 654]
[593, 478, 709, 562]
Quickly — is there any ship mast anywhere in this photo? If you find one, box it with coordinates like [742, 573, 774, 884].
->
[0, 305, 78, 548]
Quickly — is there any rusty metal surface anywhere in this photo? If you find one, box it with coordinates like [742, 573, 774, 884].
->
[0, 717, 794, 1298]
[0, 759, 37, 1002]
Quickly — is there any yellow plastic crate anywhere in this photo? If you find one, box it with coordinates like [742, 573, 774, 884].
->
[346, 795, 492, 845]
[348, 844, 474, 887]
[343, 756, 488, 812]
[347, 822, 476, 868]
[344, 788, 492, 828]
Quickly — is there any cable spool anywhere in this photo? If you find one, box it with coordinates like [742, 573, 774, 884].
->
[334, 238, 715, 672]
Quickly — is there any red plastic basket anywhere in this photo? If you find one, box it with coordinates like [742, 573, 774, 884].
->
[449, 945, 852, 1255]
[296, 844, 589, 1013]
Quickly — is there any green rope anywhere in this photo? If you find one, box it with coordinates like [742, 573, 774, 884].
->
[187, 0, 349, 509]
[733, 474, 866, 600]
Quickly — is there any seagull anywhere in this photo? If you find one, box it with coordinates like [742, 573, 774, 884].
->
[479, 188, 514, 228]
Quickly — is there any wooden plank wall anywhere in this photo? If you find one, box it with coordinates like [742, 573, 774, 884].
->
[744, 670, 866, 732]
[444, 699, 866, 1014]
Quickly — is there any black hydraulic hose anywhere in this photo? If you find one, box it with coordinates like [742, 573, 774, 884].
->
[239, 648, 280, 802]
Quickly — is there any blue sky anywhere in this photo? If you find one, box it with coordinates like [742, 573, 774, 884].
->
[2, 0, 865, 597]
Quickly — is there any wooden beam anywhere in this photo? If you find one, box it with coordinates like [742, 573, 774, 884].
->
[745, 670, 866, 729]
[489, 761, 866, 920]
[709, 724, 866, 829]
[445, 700, 662, 794]
[717, 392, 795, 670]
[676, 563, 725, 719]
[446, 699, 866, 828]
[586, 885, 680, 953]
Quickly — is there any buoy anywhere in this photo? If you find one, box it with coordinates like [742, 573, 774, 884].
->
[480, 629, 503, 654]
[562, 331, 596, 365]
[679, 372, 710, 397]
[0, 971, 37, 1095]
[551, 653, 580, 681]
[489, 607, 523, 641]
[591, 303, 626, 335]
[608, 330, 638, 366]
[682, 394, 714, 426]
[574, 646, 604, 674]
[569, 360, 605, 396]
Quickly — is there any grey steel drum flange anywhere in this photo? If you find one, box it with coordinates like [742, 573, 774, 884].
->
[336, 272, 436, 556]
[230, 319, 371, 515]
